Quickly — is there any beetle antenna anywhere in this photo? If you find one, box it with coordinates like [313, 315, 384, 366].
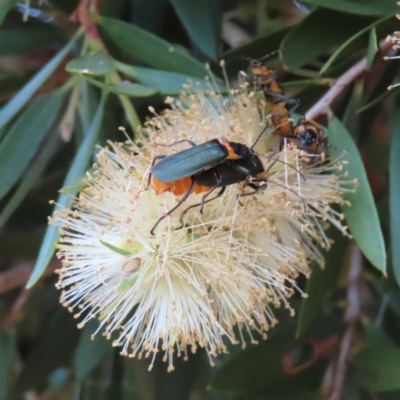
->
[257, 153, 306, 182]
[250, 123, 271, 150]
[259, 49, 282, 61]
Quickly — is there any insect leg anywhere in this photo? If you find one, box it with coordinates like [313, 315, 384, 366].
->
[150, 177, 196, 235]
[147, 154, 167, 189]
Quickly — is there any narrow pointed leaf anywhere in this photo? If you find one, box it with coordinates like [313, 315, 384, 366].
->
[0, 123, 61, 226]
[357, 89, 395, 113]
[281, 9, 372, 71]
[0, 90, 64, 200]
[97, 16, 208, 78]
[82, 76, 159, 97]
[0, 0, 13, 26]
[116, 62, 224, 95]
[66, 52, 116, 76]
[14, 309, 81, 392]
[390, 98, 400, 285]
[0, 329, 15, 400]
[367, 27, 378, 70]
[320, 15, 392, 74]
[0, 29, 82, 130]
[74, 320, 114, 378]
[212, 312, 344, 391]
[0, 27, 64, 56]
[169, 0, 219, 58]
[296, 227, 346, 336]
[222, 26, 290, 62]
[300, 0, 398, 16]
[363, 322, 396, 347]
[26, 94, 107, 288]
[212, 325, 297, 391]
[328, 116, 386, 273]
[342, 78, 364, 140]
[99, 240, 132, 256]
[350, 348, 400, 391]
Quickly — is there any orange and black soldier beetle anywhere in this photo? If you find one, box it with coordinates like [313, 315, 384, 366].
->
[285, 117, 326, 154]
[148, 129, 305, 235]
[243, 55, 300, 138]
[244, 56, 328, 155]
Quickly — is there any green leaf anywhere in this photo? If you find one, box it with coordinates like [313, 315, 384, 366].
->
[0, 121, 61, 226]
[281, 78, 334, 88]
[222, 26, 289, 60]
[357, 88, 396, 113]
[281, 9, 373, 71]
[100, 240, 132, 256]
[212, 311, 344, 391]
[118, 274, 139, 291]
[221, 26, 290, 74]
[0, 28, 82, 130]
[66, 52, 116, 76]
[97, 16, 208, 78]
[0, 27, 65, 57]
[388, 291, 400, 319]
[296, 227, 346, 336]
[328, 115, 386, 273]
[211, 324, 296, 391]
[342, 78, 364, 141]
[0, 90, 64, 200]
[320, 15, 393, 74]
[83, 76, 159, 97]
[74, 320, 114, 378]
[0, 329, 15, 400]
[0, 0, 13, 26]
[169, 0, 219, 58]
[26, 94, 107, 288]
[350, 347, 400, 391]
[80, 77, 99, 133]
[14, 309, 81, 393]
[367, 27, 378, 70]
[116, 62, 222, 95]
[357, 62, 400, 113]
[300, 0, 398, 16]
[390, 97, 400, 285]
[363, 322, 396, 347]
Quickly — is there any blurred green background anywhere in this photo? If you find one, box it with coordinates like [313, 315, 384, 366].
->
[1, 0, 400, 399]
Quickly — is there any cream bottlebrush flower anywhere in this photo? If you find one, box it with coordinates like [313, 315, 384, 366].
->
[53, 77, 354, 371]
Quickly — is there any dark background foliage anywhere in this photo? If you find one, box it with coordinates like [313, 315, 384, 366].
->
[0, 0, 399, 399]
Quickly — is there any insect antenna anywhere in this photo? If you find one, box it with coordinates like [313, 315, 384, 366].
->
[257, 153, 306, 182]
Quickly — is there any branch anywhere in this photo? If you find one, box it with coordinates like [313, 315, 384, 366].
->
[70, 0, 102, 42]
[0, 260, 60, 294]
[306, 39, 393, 120]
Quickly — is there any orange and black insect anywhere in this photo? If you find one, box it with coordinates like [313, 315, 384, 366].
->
[149, 136, 269, 234]
[149, 129, 305, 234]
[241, 54, 300, 139]
[243, 56, 329, 155]
[284, 117, 326, 154]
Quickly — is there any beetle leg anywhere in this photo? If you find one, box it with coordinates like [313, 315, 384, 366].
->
[197, 170, 223, 214]
[264, 90, 299, 107]
[147, 154, 167, 189]
[239, 182, 268, 198]
[150, 177, 196, 235]
[179, 170, 223, 222]
[180, 186, 226, 225]
[238, 70, 253, 84]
